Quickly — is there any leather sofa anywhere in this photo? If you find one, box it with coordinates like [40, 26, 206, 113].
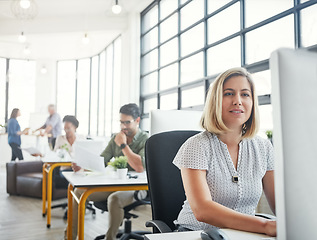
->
[6, 160, 67, 199]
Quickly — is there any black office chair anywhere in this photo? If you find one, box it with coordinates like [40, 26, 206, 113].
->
[144, 130, 275, 234]
[145, 130, 200, 233]
[93, 190, 151, 240]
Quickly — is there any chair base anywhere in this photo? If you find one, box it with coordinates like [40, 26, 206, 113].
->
[94, 219, 151, 240]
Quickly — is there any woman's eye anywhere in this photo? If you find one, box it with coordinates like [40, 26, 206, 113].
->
[224, 92, 233, 96]
[242, 93, 250, 97]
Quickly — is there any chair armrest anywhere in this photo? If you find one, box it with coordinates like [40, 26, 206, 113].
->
[255, 213, 276, 220]
[145, 220, 173, 233]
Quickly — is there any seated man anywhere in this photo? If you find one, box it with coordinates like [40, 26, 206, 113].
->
[68, 103, 148, 240]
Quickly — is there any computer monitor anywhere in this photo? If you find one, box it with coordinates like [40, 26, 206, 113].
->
[150, 109, 202, 136]
[270, 48, 317, 239]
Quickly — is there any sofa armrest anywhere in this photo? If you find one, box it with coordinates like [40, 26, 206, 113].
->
[6, 162, 17, 195]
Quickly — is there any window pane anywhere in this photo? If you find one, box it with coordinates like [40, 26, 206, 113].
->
[76, 58, 90, 136]
[246, 15, 294, 64]
[98, 52, 106, 136]
[181, 52, 204, 84]
[181, 0, 204, 30]
[144, 98, 157, 114]
[252, 70, 271, 96]
[160, 63, 178, 90]
[181, 22, 204, 57]
[112, 38, 122, 134]
[8, 60, 36, 128]
[207, 2, 240, 44]
[245, 0, 293, 27]
[56, 60, 76, 120]
[182, 86, 205, 108]
[105, 46, 113, 137]
[0, 58, 6, 124]
[160, 0, 178, 20]
[143, 27, 158, 53]
[208, 0, 232, 13]
[160, 13, 178, 43]
[301, 4, 317, 48]
[142, 72, 158, 95]
[160, 93, 178, 110]
[142, 49, 158, 74]
[160, 38, 178, 66]
[143, 5, 158, 33]
[207, 37, 241, 76]
[90, 56, 98, 136]
[258, 104, 273, 139]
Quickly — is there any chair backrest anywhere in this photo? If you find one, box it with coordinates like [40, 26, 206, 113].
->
[145, 130, 200, 231]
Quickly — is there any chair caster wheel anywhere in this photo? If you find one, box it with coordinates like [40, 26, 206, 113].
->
[42, 213, 46, 217]
[47, 224, 51, 228]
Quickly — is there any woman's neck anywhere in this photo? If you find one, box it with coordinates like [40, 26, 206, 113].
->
[66, 134, 76, 145]
[218, 128, 242, 146]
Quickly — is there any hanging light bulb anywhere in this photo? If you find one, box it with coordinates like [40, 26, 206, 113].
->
[112, 0, 122, 14]
[19, 0, 31, 9]
[18, 32, 26, 43]
[82, 33, 90, 44]
[40, 66, 47, 74]
[23, 45, 31, 55]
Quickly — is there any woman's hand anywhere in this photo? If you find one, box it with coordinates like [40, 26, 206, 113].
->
[71, 162, 82, 172]
[264, 220, 276, 237]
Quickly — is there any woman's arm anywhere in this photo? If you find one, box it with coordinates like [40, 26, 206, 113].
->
[262, 170, 275, 214]
[181, 168, 276, 236]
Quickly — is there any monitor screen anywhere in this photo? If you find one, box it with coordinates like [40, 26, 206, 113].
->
[150, 109, 202, 136]
[270, 48, 317, 239]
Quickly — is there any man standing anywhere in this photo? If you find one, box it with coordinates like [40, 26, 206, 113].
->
[69, 103, 148, 240]
[36, 104, 62, 150]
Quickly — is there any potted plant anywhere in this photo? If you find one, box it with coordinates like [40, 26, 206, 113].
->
[108, 156, 128, 179]
[265, 130, 273, 144]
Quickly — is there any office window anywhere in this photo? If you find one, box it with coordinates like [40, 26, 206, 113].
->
[8, 59, 36, 128]
[0, 58, 6, 125]
[90, 56, 99, 136]
[140, 0, 316, 131]
[246, 15, 294, 64]
[76, 58, 90, 136]
[56, 36, 121, 137]
[98, 52, 106, 136]
[301, 4, 317, 47]
[56, 60, 76, 119]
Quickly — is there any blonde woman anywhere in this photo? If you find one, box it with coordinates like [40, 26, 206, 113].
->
[173, 67, 276, 236]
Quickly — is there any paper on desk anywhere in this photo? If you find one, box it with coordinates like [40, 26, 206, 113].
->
[22, 147, 42, 155]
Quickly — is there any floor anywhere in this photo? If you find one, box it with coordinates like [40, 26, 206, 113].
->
[0, 165, 152, 240]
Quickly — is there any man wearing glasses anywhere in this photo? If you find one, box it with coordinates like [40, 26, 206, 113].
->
[69, 103, 148, 240]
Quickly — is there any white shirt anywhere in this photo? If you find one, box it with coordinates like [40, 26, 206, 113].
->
[173, 131, 274, 231]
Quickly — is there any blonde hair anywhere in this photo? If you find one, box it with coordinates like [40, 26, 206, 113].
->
[200, 67, 259, 139]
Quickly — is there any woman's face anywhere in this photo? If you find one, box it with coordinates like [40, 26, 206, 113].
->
[64, 121, 76, 137]
[17, 110, 21, 117]
[221, 75, 253, 130]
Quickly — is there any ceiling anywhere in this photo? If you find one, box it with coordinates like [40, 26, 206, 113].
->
[0, 0, 150, 60]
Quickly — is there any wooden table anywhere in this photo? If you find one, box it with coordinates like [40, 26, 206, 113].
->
[42, 160, 72, 228]
[62, 171, 148, 240]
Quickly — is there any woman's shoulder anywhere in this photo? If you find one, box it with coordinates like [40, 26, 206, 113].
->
[244, 135, 273, 150]
[182, 131, 213, 147]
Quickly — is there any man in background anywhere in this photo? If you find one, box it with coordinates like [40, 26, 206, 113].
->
[70, 103, 148, 240]
[35, 104, 62, 150]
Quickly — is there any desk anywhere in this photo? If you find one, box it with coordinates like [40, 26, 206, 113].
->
[62, 171, 148, 240]
[42, 160, 72, 228]
[144, 229, 276, 240]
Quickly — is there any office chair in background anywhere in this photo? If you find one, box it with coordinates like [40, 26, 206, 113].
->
[93, 190, 151, 240]
[145, 130, 200, 233]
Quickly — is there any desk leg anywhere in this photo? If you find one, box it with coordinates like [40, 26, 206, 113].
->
[78, 190, 91, 240]
[42, 163, 48, 217]
[67, 184, 74, 240]
[47, 165, 53, 228]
